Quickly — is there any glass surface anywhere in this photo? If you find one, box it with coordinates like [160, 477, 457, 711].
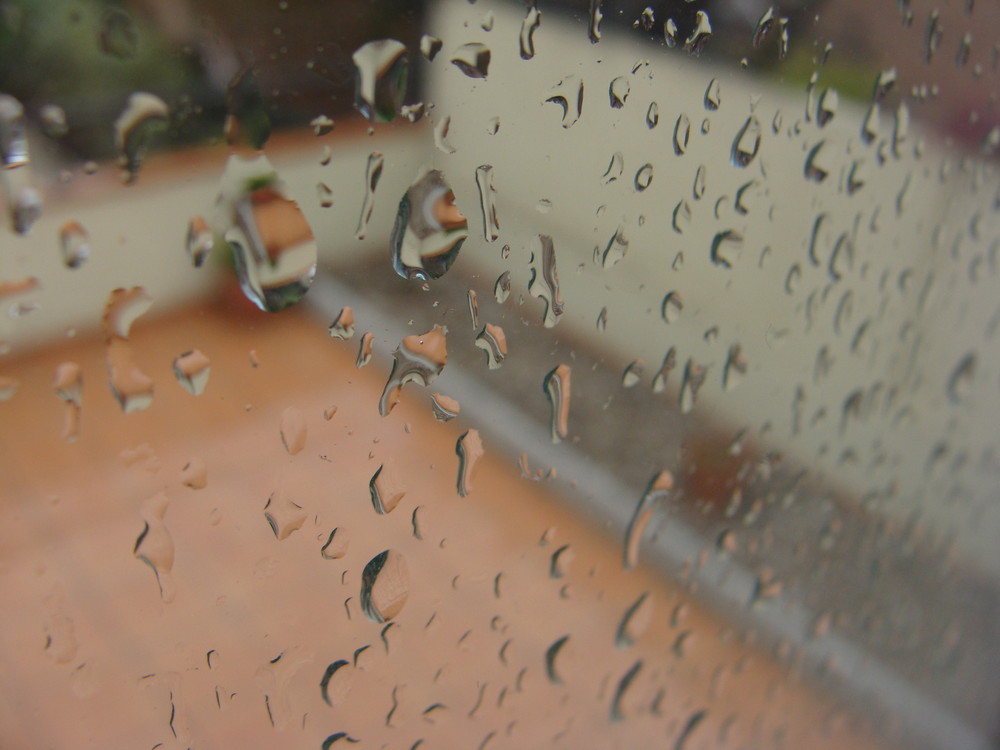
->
[0, 1, 997, 749]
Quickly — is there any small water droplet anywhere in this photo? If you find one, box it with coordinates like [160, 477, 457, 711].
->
[925, 9, 942, 63]
[370, 464, 406, 514]
[892, 103, 909, 158]
[379, 325, 448, 416]
[545, 635, 570, 684]
[609, 76, 630, 108]
[321, 528, 349, 560]
[661, 291, 683, 323]
[956, 33, 972, 67]
[493, 271, 511, 303]
[431, 392, 460, 421]
[947, 353, 976, 404]
[53, 361, 82, 442]
[310, 114, 334, 136]
[57, 220, 89, 269]
[685, 11, 712, 55]
[353, 39, 409, 122]
[731, 116, 761, 167]
[528, 234, 564, 327]
[475, 164, 500, 242]
[355, 151, 384, 240]
[134, 492, 175, 602]
[480, 10, 495, 31]
[451, 42, 491, 78]
[692, 164, 706, 199]
[543, 364, 571, 443]
[804, 141, 830, 182]
[420, 35, 442, 61]
[279, 406, 307, 455]
[520, 4, 541, 59]
[361, 550, 409, 622]
[645, 101, 659, 129]
[596, 306, 608, 331]
[753, 6, 775, 48]
[672, 200, 691, 233]
[710, 230, 743, 268]
[589, 0, 603, 43]
[872, 68, 896, 102]
[38, 104, 68, 139]
[616, 593, 653, 648]
[475, 323, 507, 369]
[173, 349, 210, 396]
[456, 429, 484, 497]
[328, 307, 355, 340]
[634, 163, 653, 191]
[816, 88, 838, 127]
[185, 216, 214, 267]
[316, 181, 334, 208]
[180, 458, 207, 490]
[545, 75, 584, 128]
[663, 18, 678, 47]
[99, 8, 137, 59]
[9, 185, 41, 235]
[723, 344, 747, 390]
[102, 287, 154, 413]
[601, 224, 629, 267]
[550, 544, 574, 578]
[622, 360, 644, 388]
[390, 169, 467, 280]
[704, 78, 721, 110]
[679, 359, 707, 413]
[624, 471, 673, 569]
[602, 151, 624, 183]
[114, 92, 168, 183]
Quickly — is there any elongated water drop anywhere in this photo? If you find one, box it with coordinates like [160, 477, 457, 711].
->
[609, 76, 630, 108]
[370, 464, 406, 514]
[355, 151, 383, 240]
[353, 39, 409, 122]
[663, 18, 678, 47]
[602, 151, 623, 183]
[861, 102, 880, 145]
[475, 164, 499, 242]
[925, 9, 942, 63]
[646, 102, 659, 129]
[360, 551, 409, 622]
[753, 6, 775, 48]
[543, 364, 571, 443]
[816, 88, 838, 127]
[102, 287, 154, 413]
[451, 43, 491, 78]
[704, 78, 721, 111]
[114, 92, 168, 183]
[134, 492, 175, 602]
[456, 429, 484, 497]
[624, 471, 673, 569]
[528, 234, 564, 327]
[390, 169, 467, 280]
[685, 11, 712, 55]
[692, 164, 706, 199]
[173, 349, 210, 396]
[379, 325, 448, 416]
[475, 323, 507, 369]
[53, 362, 82, 442]
[679, 358, 707, 413]
[186, 216, 214, 267]
[520, 4, 541, 59]
[493, 271, 511, 303]
[0, 95, 28, 168]
[545, 75, 584, 128]
[589, 0, 603, 43]
[731, 116, 761, 167]
[58, 220, 89, 269]
[434, 115, 456, 154]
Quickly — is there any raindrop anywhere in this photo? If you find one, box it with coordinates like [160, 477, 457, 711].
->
[753, 6, 775, 48]
[624, 471, 673, 569]
[355, 152, 384, 240]
[947, 353, 976, 404]
[475, 164, 500, 242]
[528, 234, 564, 327]
[543, 364, 571, 443]
[703, 78, 721, 111]
[816, 88, 838, 127]
[873, 68, 896, 101]
[451, 42, 491, 78]
[98, 8, 137, 59]
[475, 324, 507, 369]
[731, 116, 761, 167]
[925, 9, 942, 63]
[692, 165, 706, 199]
[134, 492, 175, 602]
[545, 635, 570, 684]
[280, 406, 307, 455]
[493, 271, 511, 303]
[545, 75, 584, 128]
[317, 182, 334, 208]
[550, 544, 574, 577]
[58, 220, 89, 269]
[186, 216, 214, 268]
[360, 550, 409, 622]
[39, 104, 68, 139]
[634, 163, 653, 191]
[663, 18, 678, 48]
[685, 11, 712, 55]
[520, 4, 541, 60]
[114, 92, 168, 183]
[804, 141, 830, 182]
[10, 185, 41, 235]
[353, 39, 409, 122]
[310, 114, 335, 136]
[431, 392, 460, 422]
[53, 362, 82, 442]
[672, 200, 691, 233]
[216, 155, 317, 312]
[675, 710, 707, 750]
[861, 102, 880, 144]
[468, 289, 479, 329]
[180, 459, 207, 490]
[638, 7, 655, 30]
[710, 230, 743, 268]
[433, 115, 456, 154]
[609, 76, 630, 108]
[616, 593, 653, 648]
[379, 325, 448, 416]
[320, 660, 350, 706]
[734, 180, 756, 214]
[777, 16, 789, 58]
[596, 306, 608, 330]
[622, 360, 644, 388]
[390, 169, 468, 280]
[329, 307, 355, 339]
[0, 96, 28, 169]
[956, 33, 972, 67]
[589, 0, 603, 43]
[661, 291, 683, 323]
[610, 661, 642, 721]
[679, 359, 708, 413]
[321, 528, 349, 559]
[456, 429, 484, 497]
[602, 152, 624, 183]
[102, 287, 154, 413]
[481, 11, 495, 31]
[601, 225, 629, 267]
[892, 103, 909, 158]
[173, 349, 210, 396]
[420, 35, 442, 61]
[723, 344, 747, 390]
[370, 464, 406, 514]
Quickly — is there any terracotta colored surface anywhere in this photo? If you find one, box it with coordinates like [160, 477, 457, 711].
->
[0, 300, 890, 749]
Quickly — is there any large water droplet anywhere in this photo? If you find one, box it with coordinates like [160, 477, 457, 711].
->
[731, 116, 761, 167]
[528, 234, 564, 327]
[450, 42, 491, 78]
[186, 216, 214, 268]
[360, 550, 409, 622]
[173, 349, 210, 396]
[519, 4, 541, 59]
[355, 151, 383, 240]
[0, 95, 28, 168]
[58, 220, 89, 269]
[390, 169, 468, 280]
[589, 0, 603, 43]
[685, 11, 712, 55]
[475, 323, 507, 369]
[624, 471, 673, 569]
[609, 76, 630, 108]
[475, 164, 500, 242]
[546, 75, 584, 128]
[134, 492, 175, 602]
[379, 325, 448, 416]
[114, 92, 168, 183]
[353, 39, 409, 122]
[370, 464, 406, 514]
[216, 155, 316, 312]
[543, 364, 571, 443]
[456, 429, 484, 497]
[703, 78, 721, 111]
[99, 8, 137, 59]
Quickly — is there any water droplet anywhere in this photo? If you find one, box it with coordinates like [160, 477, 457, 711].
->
[663, 18, 679, 47]
[0, 97, 28, 164]
[134, 492, 175, 602]
[53, 361, 82, 442]
[675, 710, 707, 749]
[692, 164, 706, 199]
[321, 528, 349, 560]
[777, 16, 790, 58]
[264, 491, 306, 540]
[434, 115, 456, 154]
[173, 349, 210, 396]
[328, 307, 355, 339]
[643, 103, 660, 131]
[723, 344, 747, 390]
[320, 660, 351, 706]
[114, 92, 168, 183]
[545, 635, 570, 684]
[370, 464, 406, 514]
[356, 331, 374, 368]
[609, 76, 630, 108]
[99, 8, 137, 59]
[279, 406, 307, 454]
[589, 0, 603, 43]
[602, 151, 624, 183]
[480, 10, 495, 31]
[56, 220, 89, 269]
[9, 184, 41, 235]
[353, 39, 409, 122]
[753, 6, 775, 48]
[872, 68, 896, 103]
[616, 593, 653, 648]
[39, 104, 68, 139]
[310, 114, 334, 136]
[361, 550, 409, 622]
[610, 661, 642, 721]
[731, 116, 761, 167]
[624, 471, 673, 569]
[180, 458, 207, 490]
[925, 9, 942, 63]
[451, 42, 491, 78]
[379, 325, 448, 416]
[475, 164, 500, 242]
[354, 151, 384, 240]
[846, 160, 866, 195]
[420, 35, 442, 61]
[550, 544, 574, 578]
[217, 155, 317, 312]
[314, 181, 334, 207]
[493, 271, 511, 303]
[804, 140, 830, 182]
[596, 306, 608, 331]
[545, 75, 584, 128]
[685, 11, 712, 55]
[703, 78, 721, 110]
[601, 225, 629, 267]
[622, 360, 644, 388]
[528, 235, 564, 327]
[186, 216, 214, 268]
[475, 323, 507, 369]
[634, 163, 653, 191]
[817, 88, 838, 127]
[543, 364, 571, 443]
[519, 4, 541, 59]
[661, 291, 683, 323]
[102, 287, 154, 413]
[456, 429, 484, 497]
[672, 200, 691, 233]
[679, 359, 707, 413]
[892, 103, 909, 158]
[390, 169, 468, 280]
[431, 392, 460, 421]
[638, 6, 655, 30]
[946, 353, 976, 404]
[710, 230, 742, 268]
[467, 289, 480, 329]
